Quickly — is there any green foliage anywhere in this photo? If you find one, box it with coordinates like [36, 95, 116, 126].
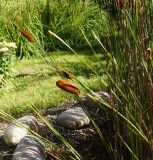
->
[42, 0, 108, 49]
[0, 53, 11, 77]
[0, 41, 17, 86]
[0, 51, 106, 116]
[0, 0, 108, 58]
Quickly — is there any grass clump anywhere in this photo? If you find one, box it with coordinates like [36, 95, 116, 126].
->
[89, 1, 153, 159]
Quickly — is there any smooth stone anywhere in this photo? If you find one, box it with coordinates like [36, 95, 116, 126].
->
[4, 116, 38, 146]
[4, 125, 27, 146]
[12, 136, 47, 160]
[17, 116, 38, 132]
[57, 107, 90, 129]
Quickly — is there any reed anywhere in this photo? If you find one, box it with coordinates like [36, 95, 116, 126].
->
[48, 1, 153, 159]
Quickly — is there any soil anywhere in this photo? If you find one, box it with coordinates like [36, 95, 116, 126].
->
[0, 98, 113, 160]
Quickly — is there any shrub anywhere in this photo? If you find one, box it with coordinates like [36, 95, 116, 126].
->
[0, 41, 17, 86]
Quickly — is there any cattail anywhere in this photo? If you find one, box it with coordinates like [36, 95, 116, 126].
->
[118, 0, 125, 10]
[62, 71, 73, 79]
[56, 79, 80, 94]
[21, 30, 35, 42]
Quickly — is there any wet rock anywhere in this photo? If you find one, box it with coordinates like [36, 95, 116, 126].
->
[57, 107, 90, 129]
[4, 116, 38, 146]
[12, 136, 47, 160]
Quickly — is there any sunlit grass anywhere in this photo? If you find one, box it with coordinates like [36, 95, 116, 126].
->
[0, 51, 107, 116]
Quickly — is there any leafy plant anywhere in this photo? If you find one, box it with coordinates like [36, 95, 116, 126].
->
[0, 41, 17, 86]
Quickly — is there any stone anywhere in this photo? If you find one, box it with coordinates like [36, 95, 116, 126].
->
[17, 116, 38, 132]
[4, 124, 27, 146]
[57, 107, 90, 129]
[79, 91, 111, 108]
[12, 136, 47, 160]
[4, 116, 38, 146]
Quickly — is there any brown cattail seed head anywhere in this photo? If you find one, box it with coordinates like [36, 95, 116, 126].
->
[56, 79, 80, 94]
[21, 30, 35, 43]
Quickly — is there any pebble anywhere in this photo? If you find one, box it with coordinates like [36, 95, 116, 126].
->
[12, 136, 47, 160]
[57, 107, 90, 129]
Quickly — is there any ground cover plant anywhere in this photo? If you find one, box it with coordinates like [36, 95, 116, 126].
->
[0, 0, 153, 160]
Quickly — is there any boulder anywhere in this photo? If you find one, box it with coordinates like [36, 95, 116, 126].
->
[4, 125, 27, 146]
[17, 116, 38, 132]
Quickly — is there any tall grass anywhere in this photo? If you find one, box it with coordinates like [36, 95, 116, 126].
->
[0, 0, 108, 58]
[93, 0, 153, 159]
[42, 0, 108, 50]
[0, 0, 45, 58]
[48, 0, 153, 159]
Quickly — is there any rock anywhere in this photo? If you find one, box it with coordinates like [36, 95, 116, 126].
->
[12, 136, 47, 160]
[4, 125, 27, 146]
[79, 91, 111, 108]
[4, 116, 38, 146]
[17, 116, 38, 132]
[57, 107, 90, 129]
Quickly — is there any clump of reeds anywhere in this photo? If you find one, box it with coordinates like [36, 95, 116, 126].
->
[49, 0, 153, 159]
[98, 0, 153, 159]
